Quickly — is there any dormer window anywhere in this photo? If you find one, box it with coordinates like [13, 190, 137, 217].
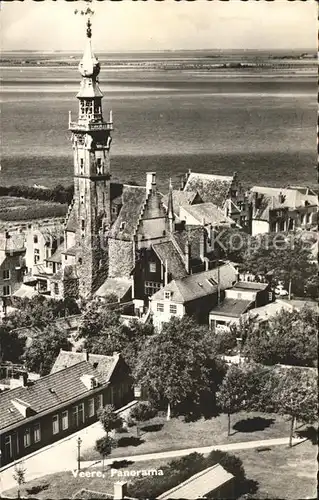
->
[164, 291, 171, 300]
[120, 222, 125, 231]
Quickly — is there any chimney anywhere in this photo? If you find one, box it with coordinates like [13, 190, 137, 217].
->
[199, 228, 205, 263]
[19, 372, 28, 387]
[114, 481, 128, 500]
[164, 259, 169, 285]
[184, 240, 190, 274]
[146, 172, 156, 194]
[83, 348, 89, 362]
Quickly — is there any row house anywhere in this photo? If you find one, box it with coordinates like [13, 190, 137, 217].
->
[150, 262, 238, 331]
[0, 351, 133, 467]
[209, 281, 271, 332]
[250, 186, 318, 236]
[0, 232, 25, 304]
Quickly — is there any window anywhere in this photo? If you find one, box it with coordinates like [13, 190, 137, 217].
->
[33, 235, 38, 244]
[157, 303, 164, 312]
[3, 285, 11, 297]
[34, 248, 40, 264]
[95, 394, 103, 413]
[96, 158, 102, 175]
[88, 398, 95, 418]
[62, 411, 69, 430]
[34, 423, 41, 443]
[3, 269, 10, 280]
[164, 291, 171, 300]
[144, 281, 161, 297]
[81, 219, 85, 231]
[24, 428, 31, 448]
[4, 435, 12, 458]
[72, 403, 85, 427]
[52, 414, 59, 435]
[53, 283, 59, 295]
[169, 304, 177, 315]
[149, 262, 156, 273]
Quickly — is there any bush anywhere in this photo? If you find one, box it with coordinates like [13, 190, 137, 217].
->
[129, 402, 158, 423]
[128, 450, 247, 499]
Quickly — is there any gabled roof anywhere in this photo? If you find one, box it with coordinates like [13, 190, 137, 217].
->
[152, 240, 187, 280]
[251, 186, 318, 212]
[0, 232, 25, 253]
[51, 350, 120, 381]
[151, 264, 237, 304]
[180, 202, 235, 226]
[46, 242, 64, 263]
[209, 298, 253, 318]
[0, 361, 106, 430]
[95, 277, 132, 300]
[183, 172, 234, 206]
[109, 185, 147, 240]
[158, 463, 234, 500]
[161, 190, 200, 217]
[172, 226, 205, 262]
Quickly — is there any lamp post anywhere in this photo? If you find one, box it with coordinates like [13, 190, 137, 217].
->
[77, 437, 82, 472]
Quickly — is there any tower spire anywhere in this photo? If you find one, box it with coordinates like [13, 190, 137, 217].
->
[167, 178, 175, 233]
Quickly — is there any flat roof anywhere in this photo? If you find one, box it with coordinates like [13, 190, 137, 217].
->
[209, 298, 253, 318]
[233, 281, 269, 291]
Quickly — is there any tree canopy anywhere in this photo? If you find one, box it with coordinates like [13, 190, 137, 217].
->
[22, 325, 71, 375]
[134, 317, 226, 418]
[98, 404, 123, 437]
[242, 306, 318, 367]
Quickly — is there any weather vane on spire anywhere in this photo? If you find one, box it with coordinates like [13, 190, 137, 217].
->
[74, 1, 95, 38]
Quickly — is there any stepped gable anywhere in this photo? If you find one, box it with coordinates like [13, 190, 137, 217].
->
[109, 185, 147, 240]
[152, 240, 187, 280]
[183, 172, 234, 207]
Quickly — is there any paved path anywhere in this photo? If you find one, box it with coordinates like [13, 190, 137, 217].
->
[0, 401, 136, 494]
[0, 432, 304, 494]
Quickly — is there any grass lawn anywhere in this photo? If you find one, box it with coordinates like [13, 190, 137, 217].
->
[236, 439, 318, 499]
[4, 458, 170, 500]
[4, 435, 316, 500]
[81, 411, 293, 461]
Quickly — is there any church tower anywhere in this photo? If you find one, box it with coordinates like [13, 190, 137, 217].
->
[69, 18, 113, 298]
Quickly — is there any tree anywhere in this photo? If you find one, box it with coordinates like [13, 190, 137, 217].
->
[0, 324, 25, 363]
[272, 367, 318, 447]
[13, 463, 26, 499]
[134, 317, 226, 420]
[128, 402, 158, 437]
[23, 325, 71, 375]
[79, 301, 154, 370]
[216, 365, 247, 436]
[95, 435, 116, 471]
[213, 227, 249, 263]
[241, 232, 315, 298]
[243, 306, 318, 367]
[98, 404, 123, 437]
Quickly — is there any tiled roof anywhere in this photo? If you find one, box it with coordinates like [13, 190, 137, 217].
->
[51, 350, 120, 380]
[95, 278, 132, 299]
[209, 298, 253, 318]
[183, 172, 233, 207]
[172, 226, 205, 261]
[0, 232, 25, 252]
[12, 284, 38, 300]
[109, 185, 147, 240]
[251, 186, 318, 212]
[65, 206, 77, 233]
[51, 264, 79, 282]
[151, 264, 237, 304]
[46, 242, 64, 263]
[161, 190, 199, 217]
[62, 246, 76, 256]
[152, 240, 187, 280]
[0, 361, 106, 430]
[158, 464, 234, 500]
[180, 203, 235, 226]
[38, 225, 64, 244]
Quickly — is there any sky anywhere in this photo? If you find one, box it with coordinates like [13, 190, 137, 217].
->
[0, 0, 317, 52]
